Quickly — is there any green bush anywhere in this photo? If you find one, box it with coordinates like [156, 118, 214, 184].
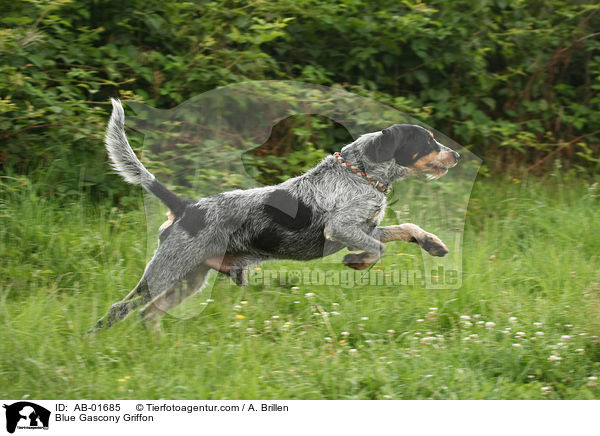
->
[1, 0, 599, 198]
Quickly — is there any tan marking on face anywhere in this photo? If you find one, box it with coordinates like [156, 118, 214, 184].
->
[409, 150, 441, 170]
[159, 210, 175, 231]
[428, 130, 434, 138]
[408, 148, 457, 179]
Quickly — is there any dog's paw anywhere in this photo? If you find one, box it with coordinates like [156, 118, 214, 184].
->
[86, 318, 104, 334]
[229, 266, 248, 286]
[418, 233, 449, 257]
[342, 252, 374, 270]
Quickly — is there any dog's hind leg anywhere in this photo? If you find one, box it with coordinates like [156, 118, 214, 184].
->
[87, 277, 151, 333]
[87, 240, 199, 332]
[138, 264, 212, 327]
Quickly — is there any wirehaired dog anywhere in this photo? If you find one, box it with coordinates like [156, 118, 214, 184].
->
[89, 99, 459, 331]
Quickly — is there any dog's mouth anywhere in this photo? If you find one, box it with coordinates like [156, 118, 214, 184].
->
[407, 147, 459, 180]
[424, 163, 450, 179]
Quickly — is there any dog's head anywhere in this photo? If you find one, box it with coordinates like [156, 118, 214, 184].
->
[356, 124, 460, 180]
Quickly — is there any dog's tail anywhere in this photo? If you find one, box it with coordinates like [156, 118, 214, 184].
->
[106, 98, 187, 215]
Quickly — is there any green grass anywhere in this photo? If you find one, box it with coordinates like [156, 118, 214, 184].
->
[1, 173, 599, 399]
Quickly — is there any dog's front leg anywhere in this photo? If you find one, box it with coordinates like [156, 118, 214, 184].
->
[324, 223, 385, 270]
[375, 223, 448, 257]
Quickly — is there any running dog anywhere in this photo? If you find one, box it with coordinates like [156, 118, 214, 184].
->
[89, 99, 459, 331]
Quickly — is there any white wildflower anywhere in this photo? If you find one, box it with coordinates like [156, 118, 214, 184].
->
[421, 336, 435, 345]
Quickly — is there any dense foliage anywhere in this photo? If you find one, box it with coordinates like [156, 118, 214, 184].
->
[1, 0, 599, 197]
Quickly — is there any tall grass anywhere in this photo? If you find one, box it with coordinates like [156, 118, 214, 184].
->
[1, 173, 599, 399]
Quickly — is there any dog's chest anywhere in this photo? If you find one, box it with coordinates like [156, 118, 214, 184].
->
[367, 202, 386, 225]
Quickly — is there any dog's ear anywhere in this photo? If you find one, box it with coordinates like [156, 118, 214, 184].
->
[393, 126, 429, 166]
[364, 127, 401, 163]
[393, 136, 417, 166]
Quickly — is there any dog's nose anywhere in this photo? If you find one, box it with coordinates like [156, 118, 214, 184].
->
[453, 151, 460, 161]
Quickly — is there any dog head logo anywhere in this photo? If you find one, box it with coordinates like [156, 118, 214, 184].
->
[3, 402, 50, 433]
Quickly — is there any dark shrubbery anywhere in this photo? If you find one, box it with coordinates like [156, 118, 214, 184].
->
[1, 0, 599, 198]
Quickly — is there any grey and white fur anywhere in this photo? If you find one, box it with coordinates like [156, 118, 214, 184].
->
[89, 98, 460, 331]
